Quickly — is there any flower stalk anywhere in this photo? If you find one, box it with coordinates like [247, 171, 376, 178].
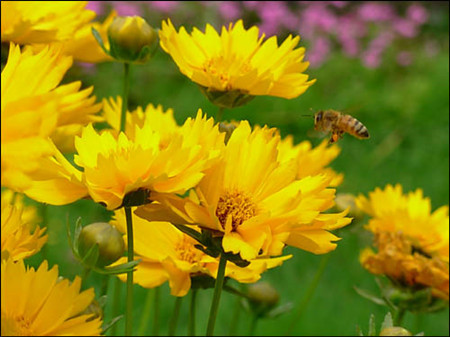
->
[188, 289, 198, 336]
[121, 62, 130, 133]
[206, 253, 228, 336]
[125, 206, 134, 336]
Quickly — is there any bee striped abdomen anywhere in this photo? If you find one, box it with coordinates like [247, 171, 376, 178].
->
[342, 115, 369, 139]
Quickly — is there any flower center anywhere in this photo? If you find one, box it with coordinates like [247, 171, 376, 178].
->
[175, 236, 203, 264]
[215, 190, 258, 230]
[1, 313, 34, 336]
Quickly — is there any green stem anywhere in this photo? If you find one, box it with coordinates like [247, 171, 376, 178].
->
[393, 307, 406, 326]
[81, 267, 91, 285]
[228, 287, 242, 336]
[138, 288, 154, 336]
[248, 315, 258, 336]
[168, 297, 183, 336]
[110, 278, 122, 336]
[152, 287, 161, 336]
[120, 62, 131, 133]
[285, 253, 332, 335]
[125, 206, 134, 336]
[188, 290, 197, 336]
[206, 254, 227, 336]
[216, 107, 225, 122]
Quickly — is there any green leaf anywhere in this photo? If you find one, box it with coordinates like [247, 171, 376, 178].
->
[381, 312, 393, 330]
[354, 286, 386, 306]
[91, 27, 109, 55]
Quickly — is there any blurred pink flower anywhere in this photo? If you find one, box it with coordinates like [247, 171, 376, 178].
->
[86, 1, 105, 15]
[218, 1, 242, 21]
[393, 18, 418, 38]
[396, 51, 413, 66]
[307, 36, 331, 67]
[148, 1, 180, 13]
[358, 3, 395, 22]
[407, 3, 429, 25]
[112, 1, 141, 16]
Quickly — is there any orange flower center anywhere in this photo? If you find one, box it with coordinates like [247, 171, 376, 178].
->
[1, 314, 34, 336]
[215, 190, 257, 230]
[175, 236, 203, 264]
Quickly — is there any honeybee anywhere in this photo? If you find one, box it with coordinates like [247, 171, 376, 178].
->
[313, 109, 370, 143]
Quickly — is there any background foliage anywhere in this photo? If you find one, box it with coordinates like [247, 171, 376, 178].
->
[25, 1, 449, 336]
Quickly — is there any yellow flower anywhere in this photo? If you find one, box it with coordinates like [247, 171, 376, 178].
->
[136, 121, 351, 261]
[1, 190, 47, 261]
[1, 1, 95, 44]
[23, 108, 225, 209]
[360, 232, 449, 300]
[106, 15, 158, 63]
[159, 19, 315, 107]
[1, 258, 102, 336]
[1, 43, 102, 190]
[61, 10, 117, 63]
[102, 96, 178, 143]
[356, 184, 449, 299]
[277, 137, 343, 186]
[356, 184, 449, 262]
[112, 209, 290, 296]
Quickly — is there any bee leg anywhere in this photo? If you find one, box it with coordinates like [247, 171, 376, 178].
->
[329, 133, 339, 144]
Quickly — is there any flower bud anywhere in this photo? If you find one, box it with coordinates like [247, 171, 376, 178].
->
[107, 16, 158, 63]
[379, 327, 412, 336]
[78, 222, 125, 267]
[247, 282, 280, 317]
[335, 193, 364, 221]
[198, 86, 255, 109]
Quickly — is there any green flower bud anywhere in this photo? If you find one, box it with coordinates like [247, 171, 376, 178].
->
[247, 282, 280, 317]
[198, 86, 255, 109]
[78, 222, 125, 268]
[107, 16, 158, 63]
[379, 327, 412, 336]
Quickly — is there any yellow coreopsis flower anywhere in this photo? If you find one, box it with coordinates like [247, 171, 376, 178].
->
[278, 137, 344, 186]
[112, 209, 290, 297]
[356, 184, 449, 299]
[1, 258, 102, 336]
[1, 1, 95, 45]
[1, 190, 47, 261]
[136, 121, 351, 262]
[102, 96, 179, 142]
[1, 43, 102, 190]
[159, 19, 315, 108]
[23, 108, 225, 209]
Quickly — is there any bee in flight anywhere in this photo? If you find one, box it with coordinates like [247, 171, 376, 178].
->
[313, 109, 370, 144]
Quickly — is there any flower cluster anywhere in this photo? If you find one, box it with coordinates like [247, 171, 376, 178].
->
[356, 184, 449, 300]
[1, 1, 447, 336]
[86, 1, 438, 69]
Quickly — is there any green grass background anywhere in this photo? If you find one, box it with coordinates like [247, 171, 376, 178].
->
[24, 6, 449, 336]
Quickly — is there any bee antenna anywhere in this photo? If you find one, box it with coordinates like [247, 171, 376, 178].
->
[301, 114, 313, 117]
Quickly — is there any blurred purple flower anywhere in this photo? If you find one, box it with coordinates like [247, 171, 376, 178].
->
[357, 3, 395, 22]
[299, 2, 338, 37]
[218, 1, 242, 21]
[86, 1, 105, 15]
[307, 36, 331, 67]
[111, 1, 141, 16]
[407, 3, 429, 25]
[393, 18, 418, 38]
[257, 1, 298, 36]
[148, 1, 180, 13]
[396, 51, 413, 66]
[327, 1, 348, 8]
